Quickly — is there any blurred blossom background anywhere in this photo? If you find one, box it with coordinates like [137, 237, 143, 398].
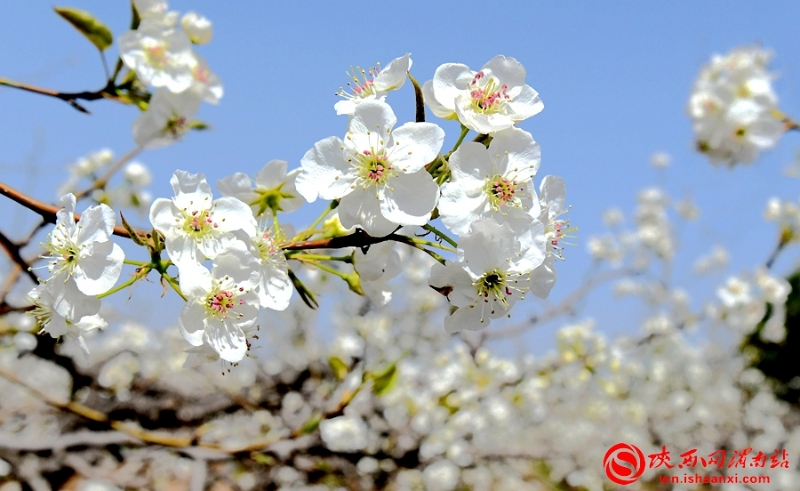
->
[2, 2, 800, 490]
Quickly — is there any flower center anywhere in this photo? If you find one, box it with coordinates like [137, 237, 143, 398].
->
[204, 279, 247, 320]
[475, 269, 513, 308]
[145, 42, 169, 68]
[165, 114, 189, 139]
[256, 228, 284, 265]
[337, 64, 381, 100]
[356, 149, 395, 187]
[182, 209, 218, 238]
[41, 224, 82, 278]
[193, 64, 210, 84]
[469, 71, 510, 114]
[485, 174, 524, 210]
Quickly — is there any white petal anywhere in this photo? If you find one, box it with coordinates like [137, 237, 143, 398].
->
[205, 320, 247, 362]
[373, 53, 412, 92]
[178, 301, 208, 346]
[339, 188, 397, 237]
[389, 123, 445, 173]
[296, 136, 355, 202]
[381, 171, 438, 226]
[74, 241, 125, 295]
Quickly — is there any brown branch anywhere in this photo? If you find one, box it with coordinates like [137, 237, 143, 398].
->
[0, 230, 39, 284]
[0, 180, 147, 241]
[283, 229, 406, 252]
[0, 78, 122, 114]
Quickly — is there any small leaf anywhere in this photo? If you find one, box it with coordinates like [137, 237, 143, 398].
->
[298, 412, 322, 434]
[188, 120, 210, 131]
[329, 356, 349, 381]
[288, 269, 318, 309]
[54, 6, 113, 51]
[370, 362, 399, 395]
[151, 228, 165, 253]
[120, 212, 146, 246]
[407, 72, 425, 123]
[130, 0, 141, 30]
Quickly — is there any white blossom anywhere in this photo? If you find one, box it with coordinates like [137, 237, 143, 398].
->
[181, 11, 212, 44]
[149, 170, 256, 267]
[296, 100, 444, 237]
[218, 160, 301, 216]
[428, 218, 544, 333]
[132, 88, 202, 148]
[178, 246, 259, 363]
[119, 21, 195, 93]
[423, 55, 543, 134]
[335, 53, 412, 116]
[439, 127, 540, 236]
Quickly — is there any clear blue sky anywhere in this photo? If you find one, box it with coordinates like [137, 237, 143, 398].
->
[3, 2, 800, 354]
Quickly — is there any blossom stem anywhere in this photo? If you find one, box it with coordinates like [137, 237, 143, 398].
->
[422, 224, 458, 248]
[296, 201, 338, 241]
[448, 125, 470, 156]
[405, 236, 455, 253]
[97, 273, 143, 299]
[161, 273, 187, 301]
[124, 259, 147, 266]
[286, 253, 353, 263]
[299, 260, 363, 295]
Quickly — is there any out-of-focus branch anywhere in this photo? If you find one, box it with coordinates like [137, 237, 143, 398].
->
[0, 229, 38, 284]
[74, 144, 145, 200]
[489, 266, 642, 339]
[0, 78, 122, 114]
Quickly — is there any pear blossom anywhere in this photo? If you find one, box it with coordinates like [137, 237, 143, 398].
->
[439, 127, 541, 236]
[354, 241, 403, 306]
[178, 246, 259, 363]
[26, 285, 106, 356]
[247, 220, 293, 311]
[149, 171, 257, 267]
[335, 54, 412, 116]
[688, 46, 785, 165]
[119, 21, 195, 93]
[181, 11, 212, 44]
[528, 176, 570, 299]
[189, 54, 223, 104]
[423, 55, 543, 134]
[57, 149, 114, 195]
[132, 88, 202, 148]
[296, 100, 444, 237]
[218, 160, 301, 216]
[40, 194, 125, 297]
[428, 218, 544, 333]
[132, 0, 174, 24]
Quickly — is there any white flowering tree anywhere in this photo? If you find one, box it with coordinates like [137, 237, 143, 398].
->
[0, 2, 799, 491]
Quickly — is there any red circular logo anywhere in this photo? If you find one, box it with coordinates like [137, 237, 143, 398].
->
[604, 443, 645, 485]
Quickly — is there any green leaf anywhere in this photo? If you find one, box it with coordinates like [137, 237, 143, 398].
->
[370, 362, 399, 395]
[54, 6, 113, 51]
[329, 356, 349, 381]
[120, 212, 146, 246]
[130, 0, 141, 30]
[298, 412, 322, 434]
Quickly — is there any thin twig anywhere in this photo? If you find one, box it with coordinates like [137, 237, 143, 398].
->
[488, 266, 642, 339]
[74, 144, 145, 200]
[0, 78, 120, 114]
[0, 230, 39, 284]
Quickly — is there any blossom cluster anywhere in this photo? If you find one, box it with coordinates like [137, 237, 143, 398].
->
[121, 0, 221, 148]
[688, 46, 785, 165]
[26, 195, 125, 354]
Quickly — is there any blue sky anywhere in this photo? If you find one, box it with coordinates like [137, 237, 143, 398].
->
[2, 2, 800, 354]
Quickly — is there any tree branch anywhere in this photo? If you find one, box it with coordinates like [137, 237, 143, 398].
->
[0, 78, 121, 114]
